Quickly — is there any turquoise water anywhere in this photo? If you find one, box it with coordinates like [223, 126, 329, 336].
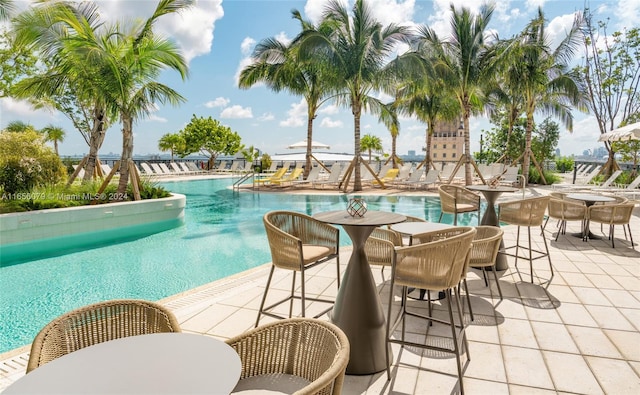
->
[0, 178, 477, 354]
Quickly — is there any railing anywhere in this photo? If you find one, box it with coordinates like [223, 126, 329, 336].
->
[233, 172, 254, 191]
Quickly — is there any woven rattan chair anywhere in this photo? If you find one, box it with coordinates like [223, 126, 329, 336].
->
[26, 299, 180, 373]
[227, 318, 350, 395]
[385, 227, 476, 394]
[365, 228, 403, 283]
[469, 226, 505, 300]
[498, 196, 552, 284]
[587, 203, 635, 249]
[438, 185, 480, 226]
[543, 198, 587, 241]
[257, 211, 340, 327]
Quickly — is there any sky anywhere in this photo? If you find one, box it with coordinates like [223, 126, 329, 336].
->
[1, 0, 639, 159]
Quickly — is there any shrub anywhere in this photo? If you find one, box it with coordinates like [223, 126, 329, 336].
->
[529, 167, 561, 185]
[555, 156, 574, 173]
[0, 130, 66, 194]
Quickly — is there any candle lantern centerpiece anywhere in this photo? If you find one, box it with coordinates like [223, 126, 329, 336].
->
[347, 198, 367, 217]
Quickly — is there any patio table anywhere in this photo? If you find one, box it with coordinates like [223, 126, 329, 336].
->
[4, 333, 241, 394]
[565, 193, 616, 240]
[313, 210, 406, 375]
[466, 184, 519, 270]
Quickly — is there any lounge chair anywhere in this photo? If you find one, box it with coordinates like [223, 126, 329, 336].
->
[139, 162, 157, 176]
[212, 161, 227, 173]
[291, 166, 322, 187]
[412, 169, 440, 190]
[312, 163, 343, 189]
[499, 165, 521, 186]
[270, 168, 303, 187]
[588, 170, 624, 191]
[395, 166, 423, 188]
[553, 165, 602, 190]
[439, 162, 461, 183]
[254, 167, 287, 187]
[150, 163, 169, 176]
[159, 163, 175, 175]
[168, 162, 186, 175]
[372, 168, 399, 187]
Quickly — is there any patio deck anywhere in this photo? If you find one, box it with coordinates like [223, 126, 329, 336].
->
[1, 186, 639, 394]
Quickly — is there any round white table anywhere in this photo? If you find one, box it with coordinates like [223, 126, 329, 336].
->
[313, 210, 406, 375]
[4, 333, 241, 394]
[565, 193, 616, 240]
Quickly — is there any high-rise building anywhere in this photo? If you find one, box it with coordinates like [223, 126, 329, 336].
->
[430, 120, 464, 162]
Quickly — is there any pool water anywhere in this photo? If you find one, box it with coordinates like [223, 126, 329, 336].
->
[0, 178, 479, 354]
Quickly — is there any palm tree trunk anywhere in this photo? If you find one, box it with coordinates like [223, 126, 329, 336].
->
[391, 136, 397, 168]
[523, 112, 534, 187]
[117, 114, 133, 197]
[305, 115, 313, 179]
[463, 109, 472, 185]
[353, 103, 362, 192]
[83, 107, 106, 182]
[425, 123, 433, 168]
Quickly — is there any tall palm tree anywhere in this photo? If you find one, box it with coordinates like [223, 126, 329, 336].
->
[416, 4, 495, 185]
[239, 11, 334, 178]
[12, 1, 115, 183]
[0, 0, 15, 21]
[360, 133, 383, 163]
[515, 9, 587, 183]
[101, 0, 191, 196]
[158, 133, 184, 162]
[296, 0, 412, 191]
[40, 124, 65, 156]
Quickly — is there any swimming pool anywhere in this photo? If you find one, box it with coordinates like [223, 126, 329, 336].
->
[0, 178, 479, 354]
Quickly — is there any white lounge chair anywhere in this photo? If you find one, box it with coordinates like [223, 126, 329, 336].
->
[291, 166, 322, 187]
[313, 163, 343, 189]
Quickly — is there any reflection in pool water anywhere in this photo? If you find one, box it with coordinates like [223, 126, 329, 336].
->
[0, 178, 478, 354]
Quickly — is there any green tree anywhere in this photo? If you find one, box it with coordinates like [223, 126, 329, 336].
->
[296, 0, 411, 191]
[240, 145, 260, 170]
[101, 0, 191, 196]
[514, 9, 587, 184]
[576, 10, 640, 175]
[3, 120, 36, 133]
[612, 114, 640, 179]
[158, 133, 185, 162]
[178, 115, 243, 169]
[0, 0, 15, 21]
[239, 12, 334, 178]
[416, 3, 495, 185]
[0, 29, 39, 98]
[40, 124, 66, 156]
[12, 1, 116, 183]
[531, 117, 560, 165]
[360, 134, 383, 163]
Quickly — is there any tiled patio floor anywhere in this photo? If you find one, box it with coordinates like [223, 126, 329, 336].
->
[1, 187, 639, 394]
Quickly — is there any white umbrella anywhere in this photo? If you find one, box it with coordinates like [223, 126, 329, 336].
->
[598, 122, 640, 142]
[286, 140, 330, 150]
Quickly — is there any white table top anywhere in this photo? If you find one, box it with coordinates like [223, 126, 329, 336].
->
[4, 333, 241, 395]
[313, 210, 406, 227]
[566, 193, 616, 203]
[390, 222, 454, 236]
[466, 185, 519, 193]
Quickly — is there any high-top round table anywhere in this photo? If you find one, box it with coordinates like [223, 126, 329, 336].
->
[313, 210, 406, 375]
[4, 333, 241, 394]
[466, 185, 519, 270]
[565, 193, 616, 240]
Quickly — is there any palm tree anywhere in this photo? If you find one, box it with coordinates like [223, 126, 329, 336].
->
[101, 0, 191, 196]
[515, 9, 587, 183]
[40, 124, 65, 156]
[296, 0, 411, 191]
[416, 4, 495, 185]
[3, 120, 36, 133]
[239, 11, 334, 178]
[158, 133, 184, 162]
[12, 1, 115, 183]
[360, 133, 383, 163]
[0, 0, 15, 21]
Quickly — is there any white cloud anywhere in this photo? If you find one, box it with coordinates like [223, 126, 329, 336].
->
[235, 37, 257, 86]
[546, 12, 580, 51]
[220, 105, 253, 119]
[615, 0, 640, 31]
[525, 0, 546, 11]
[96, 0, 224, 64]
[147, 114, 168, 123]
[204, 97, 231, 108]
[320, 117, 343, 128]
[0, 98, 57, 123]
[318, 104, 340, 115]
[368, 0, 416, 27]
[280, 100, 307, 127]
[429, 0, 515, 39]
[258, 112, 275, 121]
[275, 32, 292, 46]
[240, 37, 256, 55]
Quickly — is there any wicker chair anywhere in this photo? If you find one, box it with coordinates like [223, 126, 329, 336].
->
[498, 196, 552, 284]
[437, 185, 480, 226]
[227, 318, 350, 395]
[587, 203, 635, 249]
[257, 211, 340, 327]
[365, 228, 402, 284]
[543, 197, 587, 241]
[469, 226, 505, 300]
[27, 299, 180, 373]
[385, 227, 476, 394]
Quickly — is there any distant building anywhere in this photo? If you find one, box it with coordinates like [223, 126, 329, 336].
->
[430, 120, 464, 162]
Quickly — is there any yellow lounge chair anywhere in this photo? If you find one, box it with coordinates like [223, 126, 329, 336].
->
[271, 168, 303, 187]
[372, 168, 399, 187]
[254, 167, 287, 186]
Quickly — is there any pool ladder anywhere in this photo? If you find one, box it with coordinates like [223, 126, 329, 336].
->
[233, 172, 254, 191]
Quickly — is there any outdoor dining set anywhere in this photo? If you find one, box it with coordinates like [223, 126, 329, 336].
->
[5, 183, 635, 395]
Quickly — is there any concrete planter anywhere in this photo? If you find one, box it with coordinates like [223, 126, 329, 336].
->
[0, 194, 186, 265]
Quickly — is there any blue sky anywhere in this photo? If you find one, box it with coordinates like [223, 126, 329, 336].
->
[1, 0, 639, 158]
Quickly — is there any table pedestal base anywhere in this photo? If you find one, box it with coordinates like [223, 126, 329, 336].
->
[332, 225, 390, 375]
